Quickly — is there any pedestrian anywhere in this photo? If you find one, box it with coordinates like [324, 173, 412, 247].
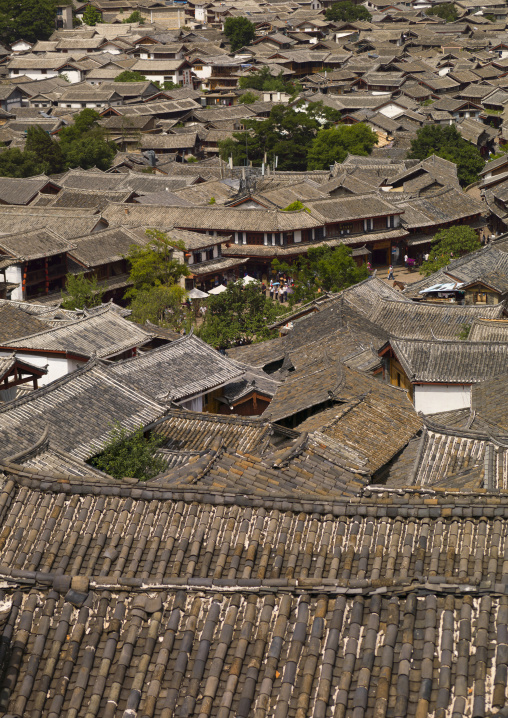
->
[424, 252, 429, 262]
[269, 280, 273, 300]
[261, 282, 266, 297]
[279, 285, 284, 303]
[283, 284, 288, 302]
[367, 260, 372, 273]
[388, 265, 394, 280]
[404, 253, 408, 267]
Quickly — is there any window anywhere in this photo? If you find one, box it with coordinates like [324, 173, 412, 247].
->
[206, 248, 214, 260]
[315, 226, 324, 241]
[340, 223, 353, 235]
[193, 251, 202, 264]
[387, 215, 395, 228]
[194, 65, 203, 70]
[364, 218, 374, 232]
[475, 291, 487, 303]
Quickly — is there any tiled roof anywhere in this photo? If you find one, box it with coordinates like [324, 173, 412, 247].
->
[4, 307, 152, 359]
[389, 338, 508, 383]
[108, 332, 244, 403]
[155, 407, 276, 452]
[2, 476, 508, 718]
[45, 189, 134, 211]
[68, 226, 151, 267]
[394, 186, 485, 228]
[296, 385, 422, 472]
[306, 193, 401, 222]
[471, 370, 508, 433]
[370, 298, 505, 340]
[0, 176, 59, 205]
[102, 202, 322, 231]
[0, 228, 75, 261]
[0, 359, 167, 460]
[469, 318, 508, 342]
[226, 335, 287, 368]
[0, 304, 47, 343]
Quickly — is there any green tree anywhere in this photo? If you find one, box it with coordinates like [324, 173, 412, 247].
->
[157, 80, 179, 90]
[425, 3, 458, 22]
[219, 101, 341, 170]
[129, 284, 186, 325]
[82, 4, 102, 25]
[61, 272, 104, 310]
[198, 280, 282, 349]
[125, 230, 189, 328]
[282, 200, 310, 212]
[458, 323, 471, 340]
[238, 91, 259, 104]
[238, 66, 302, 97]
[58, 108, 117, 170]
[307, 123, 378, 169]
[273, 245, 368, 305]
[123, 9, 144, 22]
[0, 147, 42, 177]
[0, 0, 67, 44]
[325, 1, 372, 22]
[408, 125, 485, 186]
[88, 423, 166, 480]
[25, 125, 65, 174]
[224, 16, 256, 52]
[115, 70, 147, 82]
[420, 225, 482, 276]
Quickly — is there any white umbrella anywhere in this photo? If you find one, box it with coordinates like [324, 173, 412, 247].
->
[187, 288, 209, 299]
[208, 284, 227, 294]
[237, 275, 259, 285]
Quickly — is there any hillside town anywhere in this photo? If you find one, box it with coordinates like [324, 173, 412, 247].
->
[0, 0, 507, 716]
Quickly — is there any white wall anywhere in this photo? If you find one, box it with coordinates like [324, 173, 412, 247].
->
[5, 264, 23, 300]
[0, 351, 73, 386]
[180, 396, 203, 411]
[9, 69, 83, 83]
[140, 70, 183, 85]
[414, 384, 471, 414]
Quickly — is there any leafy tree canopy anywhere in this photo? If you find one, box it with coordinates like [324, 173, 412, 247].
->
[61, 273, 104, 310]
[129, 284, 186, 326]
[198, 280, 282, 350]
[407, 125, 485, 186]
[224, 16, 256, 52]
[123, 9, 144, 23]
[425, 3, 457, 22]
[325, 1, 372, 22]
[307, 123, 377, 169]
[0, 0, 69, 45]
[238, 66, 302, 97]
[58, 109, 116, 170]
[282, 200, 310, 212]
[125, 229, 189, 300]
[88, 423, 166, 480]
[114, 70, 147, 82]
[273, 245, 369, 305]
[0, 109, 117, 177]
[238, 91, 259, 104]
[82, 4, 102, 25]
[218, 101, 341, 171]
[25, 125, 65, 173]
[420, 225, 482, 276]
[0, 147, 42, 178]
